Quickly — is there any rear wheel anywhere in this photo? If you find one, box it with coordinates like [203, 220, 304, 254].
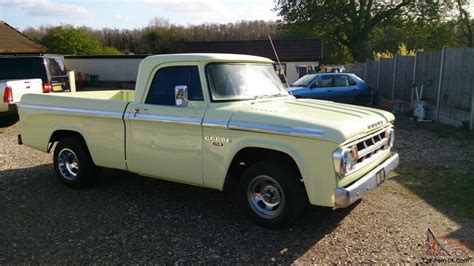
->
[238, 160, 307, 228]
[53, 136, 99, 188]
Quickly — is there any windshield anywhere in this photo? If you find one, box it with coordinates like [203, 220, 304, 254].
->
[206, 63, 288, 101]
[292, 74, 317, 87]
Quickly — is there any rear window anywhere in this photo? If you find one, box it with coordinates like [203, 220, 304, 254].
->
[0, 57, 48, 81]
[47, 58, 67, 77]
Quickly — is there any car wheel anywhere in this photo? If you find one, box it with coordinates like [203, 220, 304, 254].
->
[53, 136, 100, 188]
[238, 160, 307, 228]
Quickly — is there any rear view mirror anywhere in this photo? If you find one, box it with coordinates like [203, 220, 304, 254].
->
[175, 85, 188, 107]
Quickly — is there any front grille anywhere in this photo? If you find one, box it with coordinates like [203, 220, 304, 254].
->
[355, 130, 388, 164]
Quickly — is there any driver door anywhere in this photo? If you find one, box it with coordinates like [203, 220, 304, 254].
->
[125, 64, 206, 185]
[307, 75, 334, 99]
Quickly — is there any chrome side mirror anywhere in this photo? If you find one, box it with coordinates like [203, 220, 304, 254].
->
[175, 85, 188, 107]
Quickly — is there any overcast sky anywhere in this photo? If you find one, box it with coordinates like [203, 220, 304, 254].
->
[0, 0, 279, 30]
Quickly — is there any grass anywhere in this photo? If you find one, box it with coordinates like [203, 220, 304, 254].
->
[391, 113, 474, 220]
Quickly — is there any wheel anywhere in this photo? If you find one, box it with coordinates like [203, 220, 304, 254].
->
[238, 160, 307, 228]
[53, 136, 99, 188]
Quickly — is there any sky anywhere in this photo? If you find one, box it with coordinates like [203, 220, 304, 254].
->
[0, 0, 279, 30]
[2, 0, 474, 31]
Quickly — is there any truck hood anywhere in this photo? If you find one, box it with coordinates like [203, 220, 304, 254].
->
[228, 98, 394, 144]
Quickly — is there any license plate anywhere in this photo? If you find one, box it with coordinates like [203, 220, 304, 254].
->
[53, 85, 62, 91]
[375, 169, 386, 186]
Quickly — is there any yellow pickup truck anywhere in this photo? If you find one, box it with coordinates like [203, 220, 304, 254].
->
[19, 54, 398, 228]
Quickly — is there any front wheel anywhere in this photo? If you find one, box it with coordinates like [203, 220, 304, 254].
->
[238, 160, 307, 228]
[53, 136, 100, 188]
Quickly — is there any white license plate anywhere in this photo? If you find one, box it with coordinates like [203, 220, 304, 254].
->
[375, 169, 386, 186]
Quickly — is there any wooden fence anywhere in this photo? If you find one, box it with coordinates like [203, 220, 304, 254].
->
[345, 47, 474, 130]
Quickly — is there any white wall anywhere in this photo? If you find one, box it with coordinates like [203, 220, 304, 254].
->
[64, 58, 318, 84]
[64, 58, 143, 82]
[285, 61, 319, 84]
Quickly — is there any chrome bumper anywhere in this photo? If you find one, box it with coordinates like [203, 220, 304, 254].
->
[335, 153, 399, 208]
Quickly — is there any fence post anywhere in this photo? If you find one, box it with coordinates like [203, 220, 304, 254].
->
[411, 52, 418, 109]
[435, 46, 446, 122]
[391, 55, 398, 100]
[471, 84, 474, 131]
[376, 60, 381, 96]
[364, 59, 368, 81]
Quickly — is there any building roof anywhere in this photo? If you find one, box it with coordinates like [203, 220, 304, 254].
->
[182, 39, 322, 62]
[0, 21, 47, 54]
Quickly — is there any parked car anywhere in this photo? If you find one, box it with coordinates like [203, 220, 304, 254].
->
[0, 55, 70, 93]
[288, 73, 371, 104]
[1, 78, 43, 117]
[19, 54, 398, 228]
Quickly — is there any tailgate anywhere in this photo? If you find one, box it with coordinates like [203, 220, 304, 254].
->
[6, 79, 43, 103]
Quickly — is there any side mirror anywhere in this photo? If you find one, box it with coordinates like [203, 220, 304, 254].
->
[175, 85, 188, 107]
[310, 83, 318, 89]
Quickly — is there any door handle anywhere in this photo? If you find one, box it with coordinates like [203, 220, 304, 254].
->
[327, 90, 332, 92]
[133, 108, 147, 113]
[352, 88, 357, 91]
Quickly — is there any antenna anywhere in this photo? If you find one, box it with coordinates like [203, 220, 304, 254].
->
[268, 35, 291, 91]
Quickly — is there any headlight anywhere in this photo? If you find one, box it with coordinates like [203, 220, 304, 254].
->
[385, 128, 395, 149]
[333, 145, 358, 177]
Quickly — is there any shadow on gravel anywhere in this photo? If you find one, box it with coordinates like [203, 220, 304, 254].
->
[0, 164, 355, 264]
[0, 115, 19, 128]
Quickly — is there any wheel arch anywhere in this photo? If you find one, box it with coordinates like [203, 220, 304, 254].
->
[223, 146, 309, 198]
[48, 129, 89, 153]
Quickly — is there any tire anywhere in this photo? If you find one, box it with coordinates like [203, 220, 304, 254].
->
[53, 136, 100, 188]
[238, 160, 307, 229]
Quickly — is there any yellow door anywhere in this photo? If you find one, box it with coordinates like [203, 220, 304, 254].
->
[125, 65, 206, 185]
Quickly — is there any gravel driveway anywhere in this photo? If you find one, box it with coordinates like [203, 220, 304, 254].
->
[1, 117, 472, 263]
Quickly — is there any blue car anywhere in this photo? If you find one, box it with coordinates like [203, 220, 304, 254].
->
[288, 73, 371, 105]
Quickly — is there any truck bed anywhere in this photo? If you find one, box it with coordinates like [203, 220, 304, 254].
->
[20, 90, 134, 171]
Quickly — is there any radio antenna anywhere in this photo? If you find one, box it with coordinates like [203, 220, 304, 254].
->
[268, 35, 290, 91]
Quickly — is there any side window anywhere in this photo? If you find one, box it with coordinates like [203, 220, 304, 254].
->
[314, 75, 333, 87]
[145, 66, 203, 106]
[334, 75, 350, 87]
[348, 76, 356, 86]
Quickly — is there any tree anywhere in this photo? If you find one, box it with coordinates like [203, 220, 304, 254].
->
[275, 0, 416, 61]
[41, 25, 104, 55]
[456, 0, 473, 47]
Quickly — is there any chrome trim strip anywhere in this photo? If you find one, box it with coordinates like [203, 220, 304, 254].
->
[20, 103, 123, 119]
[335, 153, 399, 208]
[130, 113, 203, 125]
[228, 120, 325, 138]
[202, 118, 229, 128]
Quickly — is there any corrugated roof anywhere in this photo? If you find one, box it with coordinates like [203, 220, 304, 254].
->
[0, 21, 47, 54]
[182, 39, 322, 62]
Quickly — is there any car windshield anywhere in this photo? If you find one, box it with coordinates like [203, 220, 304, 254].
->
[206, 63, 288, 101]
[292, 74, 317, 87]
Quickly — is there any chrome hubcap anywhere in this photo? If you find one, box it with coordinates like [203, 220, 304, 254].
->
[247, 175, 284, 219]
[58, 148, 79, 181]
